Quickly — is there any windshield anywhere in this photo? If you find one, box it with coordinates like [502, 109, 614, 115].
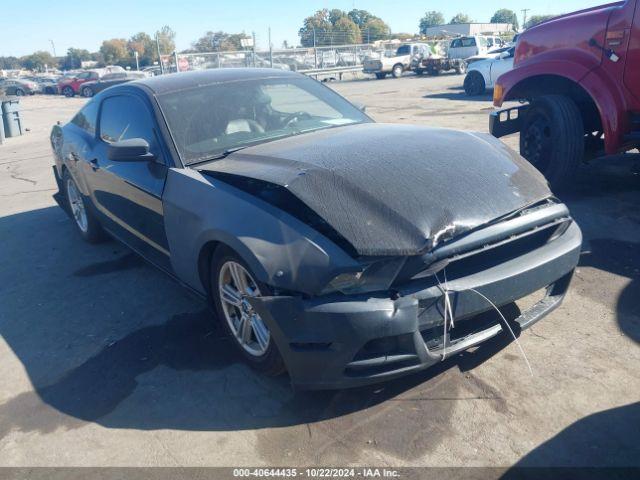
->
[158, 76, 370, 165]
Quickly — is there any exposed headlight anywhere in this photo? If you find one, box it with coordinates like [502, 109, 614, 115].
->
[321, 257, 407, 295]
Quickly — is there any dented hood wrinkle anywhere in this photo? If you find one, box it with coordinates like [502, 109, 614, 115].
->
[197, 123, 552, 256]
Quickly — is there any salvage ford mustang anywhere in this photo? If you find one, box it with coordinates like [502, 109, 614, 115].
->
[50, 69, 581, 389]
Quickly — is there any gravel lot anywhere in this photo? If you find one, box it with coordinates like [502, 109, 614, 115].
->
[0, 72, 638, 469]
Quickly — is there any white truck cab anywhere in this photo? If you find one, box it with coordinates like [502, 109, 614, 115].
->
[448, 36, 505, 60]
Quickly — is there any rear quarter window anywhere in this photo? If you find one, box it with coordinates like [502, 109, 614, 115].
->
[71, 100, 99, 136]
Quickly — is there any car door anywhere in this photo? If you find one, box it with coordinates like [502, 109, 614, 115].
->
[87, 92, 171, 270]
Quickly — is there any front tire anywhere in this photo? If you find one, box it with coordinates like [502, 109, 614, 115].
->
[62, 169, 105, 243]
[455, 61, 467, 75]
[211, 247, 285, 376]
[520, 95, 584, 190]
[82, 86, 94, 98]
[464, 71, 486, 96]
[392, 64, 403, 78]
[15, 88, 24, 96]
[63, 86, 74, 97]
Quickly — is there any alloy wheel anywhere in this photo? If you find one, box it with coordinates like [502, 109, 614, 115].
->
[66, 177, 88, 233]
[218, 261, 271, 357]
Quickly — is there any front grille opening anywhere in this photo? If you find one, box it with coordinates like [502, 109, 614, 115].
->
[352, 333, 415, 362]
[421, 302, 520, 350]
[438, 225, 561, 282]
[345, 333, 420, 378]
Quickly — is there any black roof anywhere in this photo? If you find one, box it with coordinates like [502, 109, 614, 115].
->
[132, 68, 301, 95]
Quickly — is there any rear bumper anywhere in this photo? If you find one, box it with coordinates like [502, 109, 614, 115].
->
[249, 221, 582, 390]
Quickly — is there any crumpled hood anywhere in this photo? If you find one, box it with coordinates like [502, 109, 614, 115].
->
[198, 123, 552, 256]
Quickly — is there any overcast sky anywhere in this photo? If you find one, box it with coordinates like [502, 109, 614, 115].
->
[1, 0, 609, 57]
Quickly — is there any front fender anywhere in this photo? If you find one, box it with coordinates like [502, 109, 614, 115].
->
[162, 168, 360, 296]
[496, 60, 629, 154]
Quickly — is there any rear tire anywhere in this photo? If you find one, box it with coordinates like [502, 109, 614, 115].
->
[62, 169, 105, 243]
[210, 247, 286, 376]
[455, 61, 467, 75]
[63, 86, 74, 97]
[375, 72, 387, 80]
[520, 95, 584, 190]
[464, 71, 486, 96]
[15, 88, 24, 96]
[392, 64, 403, 78]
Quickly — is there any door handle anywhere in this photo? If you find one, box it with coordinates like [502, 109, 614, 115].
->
[89, 158, 100, 171]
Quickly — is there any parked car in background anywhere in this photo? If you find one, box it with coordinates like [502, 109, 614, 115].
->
[464, 47, 515, 96]
[29, 76, 61, 94]
[449, 36, 504, 60]
[80, 71, 148, 97]
[50, 68, 581, 389]
[363, 43, 432, 79]
[0, 78, 40, 96]
[58, 71, 100, 97]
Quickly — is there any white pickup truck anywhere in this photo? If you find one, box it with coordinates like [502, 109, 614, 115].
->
[363, 43, 433, 79]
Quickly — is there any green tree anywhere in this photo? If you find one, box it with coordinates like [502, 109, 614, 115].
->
[299, 9, 333, 47]
[450, 13, 473, 24]
[156, 25, 176, 54]
[21, 51, 55, 72]
[524, 14, 557, 29]
[61, 48, 91, 70]
[100, 38, 128, 65]
[362, 18, 390, 42]
[419, 11, 445, 34]
[192, 31, 247, 52]
[347, 9, 377, 28]
[334, 16, 362, 44]
[491, 9, 519, 31]
[128, 32, 155, 66]
[0, 56, 21, 69]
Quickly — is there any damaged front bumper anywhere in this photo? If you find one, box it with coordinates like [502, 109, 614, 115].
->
[249, 221, 582, 389]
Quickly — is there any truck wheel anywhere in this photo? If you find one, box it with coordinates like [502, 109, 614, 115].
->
[392, 64, 403, 78]
[464, 71, 485, 96]
[520, 95, 584, 190]
[455, 61, 467, 75]
[375, 72, 387, 80]
[210, 247, 286, 376]
[415, 69, 425, 75]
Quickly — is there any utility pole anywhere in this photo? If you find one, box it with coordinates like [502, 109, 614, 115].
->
[252, 31, 257, 67]
[49, 39, 57, 58]
[268, 27, 273, 68]
[134, 51, 139, 71]
[156, 33, 164, 74]
[521, 9, 530, 30]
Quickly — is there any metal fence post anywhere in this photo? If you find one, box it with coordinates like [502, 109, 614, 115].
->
[313, 28, 318, 68]
[269, 27, 273, 68]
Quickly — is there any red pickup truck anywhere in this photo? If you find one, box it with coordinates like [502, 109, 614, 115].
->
[491, 0, 640, 188]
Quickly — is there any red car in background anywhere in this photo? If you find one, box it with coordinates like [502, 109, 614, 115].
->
[57, 71, 100, 97]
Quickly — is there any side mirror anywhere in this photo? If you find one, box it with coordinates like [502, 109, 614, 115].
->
[352, 101, 367, 113]
[107, 138, 155, 162]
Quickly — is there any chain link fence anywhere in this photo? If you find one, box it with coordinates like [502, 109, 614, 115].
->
[161, 41, 415, 75]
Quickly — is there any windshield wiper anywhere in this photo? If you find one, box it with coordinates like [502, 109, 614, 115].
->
[187, 146, 249, 165]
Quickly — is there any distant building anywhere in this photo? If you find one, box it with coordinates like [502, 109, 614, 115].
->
[425, 23, 514, 37]
[81, 60, 98, 69]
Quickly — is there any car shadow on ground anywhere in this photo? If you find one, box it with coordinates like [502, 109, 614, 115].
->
[0, 204, 520, 442]
[423, 85, 493, 103]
